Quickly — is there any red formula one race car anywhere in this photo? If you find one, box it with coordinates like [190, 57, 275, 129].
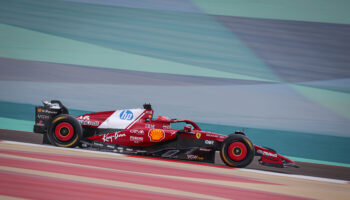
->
[33, 100, 297, 168]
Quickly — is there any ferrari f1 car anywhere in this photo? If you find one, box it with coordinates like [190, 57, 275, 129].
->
[33, 100, 297, 168]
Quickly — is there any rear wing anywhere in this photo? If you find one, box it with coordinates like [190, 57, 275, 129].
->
[33, 100, 69, 134]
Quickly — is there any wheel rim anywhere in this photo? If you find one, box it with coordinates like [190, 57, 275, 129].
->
[54, 122, 74, 142]
[228, 141, 247, 161]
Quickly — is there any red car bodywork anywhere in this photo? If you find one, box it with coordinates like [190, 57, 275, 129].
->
[76, 108, 296, 167]
[34, 100, 297, 168]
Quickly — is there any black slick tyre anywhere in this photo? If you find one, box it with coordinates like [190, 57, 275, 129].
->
[47, 114, 82, 148]
[220, 134, 255, 168]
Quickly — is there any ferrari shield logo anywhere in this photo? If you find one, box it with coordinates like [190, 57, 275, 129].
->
[196, 132, 201, 139]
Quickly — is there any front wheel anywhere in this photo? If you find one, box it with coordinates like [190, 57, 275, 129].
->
[47, 114, 82, 148]
[220, 134, 255, 168]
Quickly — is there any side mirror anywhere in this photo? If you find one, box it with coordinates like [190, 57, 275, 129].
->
[184, 125, 192, 132]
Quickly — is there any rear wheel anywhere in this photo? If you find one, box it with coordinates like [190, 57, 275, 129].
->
[47, 115, 82, 148]
[220, 134, 254, 168]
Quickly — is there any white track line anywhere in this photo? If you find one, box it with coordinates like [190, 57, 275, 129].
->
[1, 140, 349, 184]
[0, 140, 125, 157]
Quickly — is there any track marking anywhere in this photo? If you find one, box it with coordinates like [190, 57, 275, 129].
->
[0, 166, 229, 200]
[2, 155, 296, 200]
[0, 152, 272, 188]
[0, 149, 267, 184]
[0, 170, 191, 200]
[1, 140, 349, 184]
[1, 140, 350, 200]
[0, 140, 125, 156]
[0, 195, 26, 200]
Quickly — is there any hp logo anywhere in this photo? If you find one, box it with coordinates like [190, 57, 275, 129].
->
[119, 110, 133, 120]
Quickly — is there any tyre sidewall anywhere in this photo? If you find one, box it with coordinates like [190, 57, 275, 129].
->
[47, 114, 82, 148]
[220, 134, 255, 168]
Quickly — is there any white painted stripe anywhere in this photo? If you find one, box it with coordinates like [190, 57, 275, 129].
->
[0, 140, 125, 157]
[97, 110, 117, 129]
[1, 140, 349, 184]
[126, 110, 145, 129]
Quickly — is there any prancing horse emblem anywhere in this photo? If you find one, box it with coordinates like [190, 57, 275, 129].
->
[196, 132, 201, 139]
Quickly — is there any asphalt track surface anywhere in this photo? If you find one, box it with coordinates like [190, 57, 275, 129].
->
[1, 129, 349, 181]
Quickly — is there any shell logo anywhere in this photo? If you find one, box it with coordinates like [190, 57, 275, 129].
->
[148, 129, 165, 142]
